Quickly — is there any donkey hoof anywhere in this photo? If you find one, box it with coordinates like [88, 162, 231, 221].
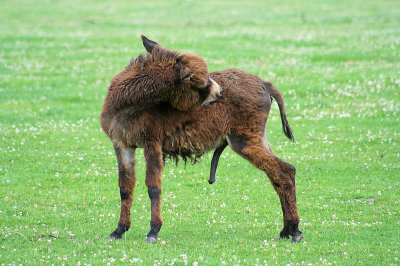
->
[146, 236, 159, 244]
[291, 233, 303, 243]
[109, 229, 124, 240]
[109, 233, 122, 241]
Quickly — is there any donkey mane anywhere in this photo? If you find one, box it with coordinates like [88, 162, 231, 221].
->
[128, 48, 181, 69]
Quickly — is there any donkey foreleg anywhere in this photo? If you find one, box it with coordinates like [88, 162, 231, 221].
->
[110, 146, 136, 240]
[144, 141, 164, 243]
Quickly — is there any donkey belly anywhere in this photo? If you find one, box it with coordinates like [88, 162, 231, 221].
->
[161, 124, 226, 162]
[163, 134, 225, 155]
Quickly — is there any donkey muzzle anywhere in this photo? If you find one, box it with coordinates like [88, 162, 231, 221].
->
[202, 78, 222, 107]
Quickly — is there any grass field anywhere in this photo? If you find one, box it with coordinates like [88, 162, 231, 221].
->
[1, 0, 399, 265]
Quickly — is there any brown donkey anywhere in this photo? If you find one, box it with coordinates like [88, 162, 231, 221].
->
[100, 36, 302, 243]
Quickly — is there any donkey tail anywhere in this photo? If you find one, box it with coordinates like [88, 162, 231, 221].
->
[264, 82, 294, 141]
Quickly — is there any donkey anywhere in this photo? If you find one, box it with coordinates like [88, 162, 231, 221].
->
[100, 35, 303, 243]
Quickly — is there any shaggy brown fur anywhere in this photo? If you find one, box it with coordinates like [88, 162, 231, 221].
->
[100, 36, 302, 243]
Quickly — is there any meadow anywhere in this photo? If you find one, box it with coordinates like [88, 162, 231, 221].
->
[1, 0, 399, 265]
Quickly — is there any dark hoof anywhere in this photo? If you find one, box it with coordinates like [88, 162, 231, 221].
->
[146, 236, 158, 244]
[109, 231, 122, 240]
[291, 232, 303, 243]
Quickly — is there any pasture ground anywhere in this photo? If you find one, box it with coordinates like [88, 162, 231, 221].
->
[1, 0, 399, 265]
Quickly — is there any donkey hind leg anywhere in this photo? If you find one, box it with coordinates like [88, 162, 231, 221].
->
[144, 141, 164, 243]
[110, 146, 137, 240]
[227, 135, 303, 243]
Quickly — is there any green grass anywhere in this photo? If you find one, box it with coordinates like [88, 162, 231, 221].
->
[1, 0, 399, 264]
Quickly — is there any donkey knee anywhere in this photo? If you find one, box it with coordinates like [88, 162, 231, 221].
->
[148, 186, 161, 199]
[120, 187, 130, 200]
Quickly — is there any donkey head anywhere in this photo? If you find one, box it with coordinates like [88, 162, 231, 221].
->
[141, 35, 222, 108]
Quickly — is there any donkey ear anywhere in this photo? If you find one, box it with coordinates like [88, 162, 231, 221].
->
[141, 35, 159, 53]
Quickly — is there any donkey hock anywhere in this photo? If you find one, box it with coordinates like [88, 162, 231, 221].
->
[100, 36, 302, 243]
